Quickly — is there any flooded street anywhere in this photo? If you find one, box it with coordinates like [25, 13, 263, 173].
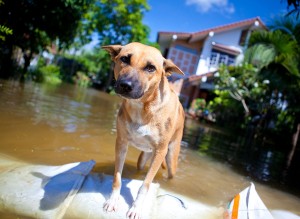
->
[0, 80, 299, 217]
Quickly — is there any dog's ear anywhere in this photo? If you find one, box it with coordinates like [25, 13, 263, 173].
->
[164, 59, 184, 76]
[102, 45, 123, 60]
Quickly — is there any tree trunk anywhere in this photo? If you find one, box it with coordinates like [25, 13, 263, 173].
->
[21, 50, 33, 81]
[241, 98, 250, 115]
[287, 123, 300, 168]
[102, 63, 114, 92]
[0, 42, 14, 78]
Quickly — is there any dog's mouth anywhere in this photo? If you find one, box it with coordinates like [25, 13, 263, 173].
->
[114, 79, 144, 99]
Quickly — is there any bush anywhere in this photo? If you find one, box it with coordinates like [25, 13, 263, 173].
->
[39, 65, 62, 85]
[30, 63, 62, 85]
[73, 71, 91, 87]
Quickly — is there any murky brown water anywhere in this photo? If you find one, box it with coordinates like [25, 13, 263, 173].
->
[0, 80, 299, 217]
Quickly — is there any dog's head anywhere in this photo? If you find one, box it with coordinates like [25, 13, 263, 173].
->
[102, 42, 184, 99]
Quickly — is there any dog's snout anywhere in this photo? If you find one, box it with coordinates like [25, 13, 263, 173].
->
[115, 76, 143, 99]
[119, 80, 133, 93]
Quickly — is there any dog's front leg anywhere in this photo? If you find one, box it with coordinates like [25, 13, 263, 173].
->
[127, 148, 167, 219]
[104, 136, 128, 212]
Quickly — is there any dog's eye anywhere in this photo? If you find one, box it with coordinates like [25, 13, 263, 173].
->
[120, 56, 130, 64]
[144, 65, 156, 73]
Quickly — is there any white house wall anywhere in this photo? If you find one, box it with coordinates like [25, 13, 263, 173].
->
[195, 36, 215, 75]
[195, 28, 244, 75]
[213, 28, 243, 47]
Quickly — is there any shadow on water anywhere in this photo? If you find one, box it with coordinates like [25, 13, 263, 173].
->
[183, 118, 300, 197]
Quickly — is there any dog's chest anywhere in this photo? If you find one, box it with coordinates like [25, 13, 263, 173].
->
[135, 125, 152, 136]
[126, 122, 159, 152]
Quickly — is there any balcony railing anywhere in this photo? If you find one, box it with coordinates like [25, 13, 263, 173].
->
[209, 52, 235, 67]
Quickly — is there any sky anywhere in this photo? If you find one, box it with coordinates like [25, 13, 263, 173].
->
[143, 0, 289, 42]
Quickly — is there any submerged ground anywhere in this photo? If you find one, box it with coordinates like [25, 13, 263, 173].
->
[0, 80, 299, 217]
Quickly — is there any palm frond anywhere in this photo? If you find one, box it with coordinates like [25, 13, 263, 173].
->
[244, 44, 275, 70]
[247, 30, 299, 77]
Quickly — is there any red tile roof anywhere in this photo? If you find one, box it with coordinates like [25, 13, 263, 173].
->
[212, 43, 242, 55]
[187, 72, 215, 83]
[158, 17, 266, 43]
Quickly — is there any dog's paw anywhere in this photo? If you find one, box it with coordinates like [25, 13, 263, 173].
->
[127, 204, 143, 219]
[103, 195, 120, 212]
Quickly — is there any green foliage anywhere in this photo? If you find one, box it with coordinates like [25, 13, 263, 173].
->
[79, 0, 151, 46]
[212, 16, 300, 136]
[29, 58, 62, 85]
[246, 19, 300, 131]
[246, 30, 299, 77]
[0, 0, 93, 76]
[213, 63, 267, 114]
[284, 0, 300, 18]
[31, 65, 62, 85]
[76, 48, 110, 77]
[0, 1, 12, 41]
[69, 47, 111, 89]
[188, 98, 207, 118]
[193, 98, 206, 110]
[210, 66, 250, 129]
[0, 0, 92, 48]
[74, 0, 153, 91]
[0, 25, 13, 41]
[277, 110, 295, 131]
[209, 88, 245, 130]
[0, 0, 153, 87]
[210, 90, 234, 108]
[269, 16, 300, 44]
[73, 71, 91, 87]
[39, 65, 62, 85]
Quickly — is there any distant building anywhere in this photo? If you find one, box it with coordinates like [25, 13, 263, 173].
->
[157, 17, 266, 108]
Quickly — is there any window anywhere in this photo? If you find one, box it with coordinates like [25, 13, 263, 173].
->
[210, 49, 236, 67]
[239, 29, 248, 46]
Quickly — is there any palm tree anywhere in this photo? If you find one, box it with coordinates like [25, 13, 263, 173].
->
[284, 0, 300, 18]
[244, 17, 300, 168]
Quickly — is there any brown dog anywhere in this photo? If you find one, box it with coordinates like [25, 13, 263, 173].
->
[102, 42, 185, 219]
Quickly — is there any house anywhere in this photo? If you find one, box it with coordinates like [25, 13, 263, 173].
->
[157, 17, 266, 109]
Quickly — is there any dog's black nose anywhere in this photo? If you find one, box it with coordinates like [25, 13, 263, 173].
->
[119, 80, 133, 93]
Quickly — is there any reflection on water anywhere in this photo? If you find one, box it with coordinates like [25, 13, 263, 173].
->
[183, 119, 300, 192]
[0, 80, 119, 165]
[0, 80, 299, 217]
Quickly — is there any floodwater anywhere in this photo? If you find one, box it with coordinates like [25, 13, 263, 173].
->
[0, 80, 299, 217]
